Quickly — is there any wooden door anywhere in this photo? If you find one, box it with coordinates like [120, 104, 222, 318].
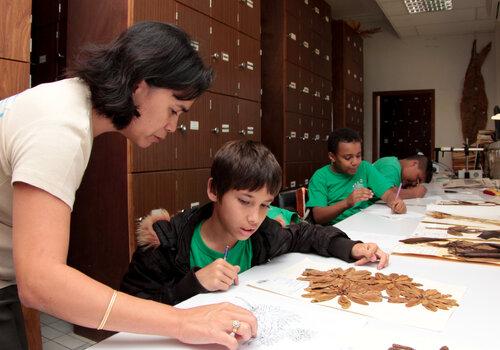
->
[238, 0, 260, 40]
[237, 99, 261, 141]
[210, 0, 238, 29]
[133, 0, 174, 23]
[237, 33, 261, 102]
[209, 20, 238, 96]
[378, 91, 434, 159]
[175, 169, 210, 213]
[176, 2, 211, 63]
[176, 0, 210, 15]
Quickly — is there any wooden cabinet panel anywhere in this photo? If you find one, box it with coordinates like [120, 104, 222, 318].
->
[0, 0, 31, 61]
[285, 0, 301, 17]
[299, 22, 313, 71]
[208, 92, 238, 149]
[285, 112, 302, 162]
[131, 171, 176, 218]
[299, 68, 313, 116]
[285, 63, 301, 113]
[209, 20, 238, 96]
[176, 0, 210, 15]
[285, 13, 301, 66]
[211, 0, 238, 29]
[239, 0, 260, 40]
[133, 0, 174, 23]
[175, 168, 210, 212]
[0, 60, 30, 99]
[237, 99, 261, 141]
[175, 2, 211, 65]
[237, 33, 261, 101]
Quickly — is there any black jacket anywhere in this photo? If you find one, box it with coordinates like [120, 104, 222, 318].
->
[120, 203, 360, 305]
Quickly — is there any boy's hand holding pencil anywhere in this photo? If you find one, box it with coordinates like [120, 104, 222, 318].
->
[390, 183, 406, 214]
[195, 258, 240, 291]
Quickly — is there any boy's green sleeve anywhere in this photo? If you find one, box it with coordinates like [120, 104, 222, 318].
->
[367, 163, 393, 198]
[306, 172, 328, 207]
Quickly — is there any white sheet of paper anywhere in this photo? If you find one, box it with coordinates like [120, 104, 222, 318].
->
[412, 220, 499, 238]
[247, 258, 466, 332]
[403, 195, 443, 206]
[362, 206, 425, 220]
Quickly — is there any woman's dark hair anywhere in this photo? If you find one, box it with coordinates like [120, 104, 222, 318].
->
[327, 128, 362, 154]
[70, 21, 213, 130]
[210, 140, 282, 198]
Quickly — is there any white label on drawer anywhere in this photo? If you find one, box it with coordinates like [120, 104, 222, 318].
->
[325, 95, 330, 101]
[325, 55, 330, 61]
[314, 6, 319, 13]
[247, 0, 253, 8]
[354, 42, 357, 47]
[354, 106, 357, 111]
[190, 120, 199, 130]
[315, 134, 320, 140]
[290, 181, 296, 188]
[304, 0, 308, 4]
[325, 16, 330, 23]
[190, 40, 199, 51]
[246, 61, 254, 70]
[303, 41, 309, 48]
[222, 52, 229, 61]
[314, 48, 320, 55]
[222, 124, 230, 133]
[347, 69, 351, 75]
[289, 81, 297, 89]
[304, 133, 309, 139]
[303, 86, 309, 93]
[247, 129, 254, 135]
[190, 202, 200, 208]
[288, 32, 297, 41]
[347, 103, 351, 109]
[291, 131, 296, 138]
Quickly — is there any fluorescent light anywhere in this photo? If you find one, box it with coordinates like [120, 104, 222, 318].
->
[404, 0, 453, 14]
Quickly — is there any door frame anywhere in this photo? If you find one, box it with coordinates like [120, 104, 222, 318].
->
[372, 89, 435, 160]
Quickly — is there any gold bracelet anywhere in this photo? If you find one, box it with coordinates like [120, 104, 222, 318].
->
[97, 290, 118, 330]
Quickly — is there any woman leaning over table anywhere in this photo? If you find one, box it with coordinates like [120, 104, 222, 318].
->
[0, 21, 256, 350]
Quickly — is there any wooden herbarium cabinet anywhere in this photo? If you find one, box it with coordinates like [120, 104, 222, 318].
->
[332, 20, 365, 139]
[66, 0, 261, 341]
[261, 0, 333, 190]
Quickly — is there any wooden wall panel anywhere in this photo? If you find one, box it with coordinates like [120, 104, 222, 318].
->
[210, 0, 238, 29]
[0, 0, 31, 61]
[176, 0, 210, 15]
[0, 60, 30, 99]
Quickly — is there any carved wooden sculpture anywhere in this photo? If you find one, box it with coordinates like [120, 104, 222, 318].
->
[460, 40, 491, 143]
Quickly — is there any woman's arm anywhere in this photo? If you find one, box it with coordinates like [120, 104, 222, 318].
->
[13, 183, 256, 349]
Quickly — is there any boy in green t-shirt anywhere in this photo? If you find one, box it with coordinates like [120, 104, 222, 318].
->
[373, 155, 433, 199]
[121, 140, 389, 306]
[307, 128, 406, 225]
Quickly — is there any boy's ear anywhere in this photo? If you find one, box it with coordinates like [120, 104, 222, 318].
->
[207, 177, 218, 202]
[328, 152, 336, 162]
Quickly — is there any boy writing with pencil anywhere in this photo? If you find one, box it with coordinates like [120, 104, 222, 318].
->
[121, 140, 389, 306]
[373, 155, 433, 199]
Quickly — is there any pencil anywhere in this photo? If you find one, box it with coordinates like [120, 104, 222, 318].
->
[395, 183, 402, 200]
[223, 245, 229, 261]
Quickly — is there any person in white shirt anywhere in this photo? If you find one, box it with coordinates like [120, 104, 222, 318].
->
[0, 21, 256, 350]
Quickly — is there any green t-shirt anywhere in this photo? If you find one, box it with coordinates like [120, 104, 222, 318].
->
[374, 156, 401, 187]
[306, 161, 392, 224]
[267, 205, 301, 226]
[190, 220, 253, 273]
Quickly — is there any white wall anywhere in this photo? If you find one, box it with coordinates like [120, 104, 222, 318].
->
[363, 22, 497, 166]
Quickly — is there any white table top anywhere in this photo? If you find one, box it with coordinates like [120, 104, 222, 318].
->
[90, 183, 500, 350]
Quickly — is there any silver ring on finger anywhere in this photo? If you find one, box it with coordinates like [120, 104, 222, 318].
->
[229, 320, 241, 337]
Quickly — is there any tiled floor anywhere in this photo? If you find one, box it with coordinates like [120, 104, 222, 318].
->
[40, 313, 96, 350]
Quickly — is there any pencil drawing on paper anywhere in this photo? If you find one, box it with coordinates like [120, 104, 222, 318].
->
[234, 297, 314, 348]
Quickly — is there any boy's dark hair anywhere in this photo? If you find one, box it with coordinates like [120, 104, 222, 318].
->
[405, 155, 434, 183]
[70, 21, 213, 130]
[210, 140, 282, 198]
[327, 128, 362, 154]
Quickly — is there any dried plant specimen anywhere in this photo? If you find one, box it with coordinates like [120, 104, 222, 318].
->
[399, 288, 459, 312]
[298, 267, 458, 313]
[427, 211, 500, 226]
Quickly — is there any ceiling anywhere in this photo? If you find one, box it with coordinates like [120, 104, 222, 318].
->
[326, 0, 499, 38]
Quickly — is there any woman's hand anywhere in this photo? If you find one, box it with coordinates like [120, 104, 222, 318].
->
[351, 242, 389, 269]
[346, 188, 373, 207]
[176, 302, 258, 350]
[195, 259, 240, 291]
